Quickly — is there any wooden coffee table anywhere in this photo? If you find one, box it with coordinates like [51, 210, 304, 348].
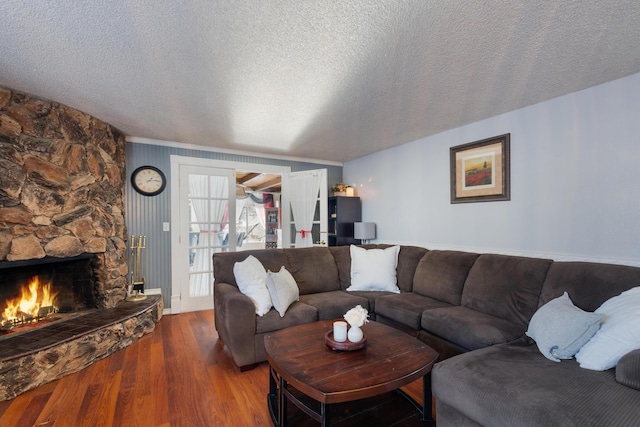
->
[265, 319, 439, 426]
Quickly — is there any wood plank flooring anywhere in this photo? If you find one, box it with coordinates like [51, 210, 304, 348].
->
[0, 310, 425, 427]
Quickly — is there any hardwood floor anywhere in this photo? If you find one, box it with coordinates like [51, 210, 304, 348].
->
[0, 310, 425, 427]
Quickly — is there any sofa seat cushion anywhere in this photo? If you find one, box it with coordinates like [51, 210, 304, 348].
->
[347, 290, 396, 314]
[376, 292, 451, 330]
[255, 302, 318, 334]
[433, 342, 640, 427]
[421, 306, 525, 350]
[299, 291, 369, 320]
[616, 349, 640, 390]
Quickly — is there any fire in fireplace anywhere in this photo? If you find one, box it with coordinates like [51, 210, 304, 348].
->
[1, 276, 59, 332]
[0, 254, 97, 336]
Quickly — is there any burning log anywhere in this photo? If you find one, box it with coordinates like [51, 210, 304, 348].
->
[1, 276, 59, 331]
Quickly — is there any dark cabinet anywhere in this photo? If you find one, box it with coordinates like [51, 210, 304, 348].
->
[328, 196, 361, 246]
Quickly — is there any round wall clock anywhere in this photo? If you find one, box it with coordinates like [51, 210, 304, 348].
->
[131, 166, 166, 196]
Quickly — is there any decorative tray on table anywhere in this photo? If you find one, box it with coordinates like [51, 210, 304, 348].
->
[325, 330, 367, 351]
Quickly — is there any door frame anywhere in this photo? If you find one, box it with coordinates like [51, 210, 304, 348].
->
[169, 155, 291, 313]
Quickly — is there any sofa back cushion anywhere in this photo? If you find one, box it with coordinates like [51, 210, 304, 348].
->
[329, 245, 352, 290]
[461, 254, 552, 327]
[539, 261, 640, 311]
[413, 250, 480, 305]
[285, 247, 340, 294]
[213, 249, 289, 287]
[395, 245, 429, 292]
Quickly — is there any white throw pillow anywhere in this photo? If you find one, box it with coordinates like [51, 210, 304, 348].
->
[347, 245, 400, 293]
[576, 286, 640, 371]
[265, 266, 300, 317]
[233, 255, 272, 316]
[525, 292, 604, 362]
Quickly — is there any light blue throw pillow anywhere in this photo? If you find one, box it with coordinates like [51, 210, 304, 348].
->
[526, 292, 604, 362]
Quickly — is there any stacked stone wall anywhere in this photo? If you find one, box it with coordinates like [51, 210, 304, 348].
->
[0, 86, 128, 308]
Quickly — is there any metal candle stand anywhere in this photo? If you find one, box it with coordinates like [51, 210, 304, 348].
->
[127, 235, 147, 302]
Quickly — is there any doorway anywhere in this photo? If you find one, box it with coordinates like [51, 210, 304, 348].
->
[234, 171, 282, 251]
[170, 156, 289, 313]
[170, 156, 328, 313]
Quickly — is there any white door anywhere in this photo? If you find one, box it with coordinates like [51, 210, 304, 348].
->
[281, 169, 328, 248]
[176, 165, 235, 313]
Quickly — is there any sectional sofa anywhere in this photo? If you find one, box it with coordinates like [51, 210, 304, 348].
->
[212, 245, 640, 426]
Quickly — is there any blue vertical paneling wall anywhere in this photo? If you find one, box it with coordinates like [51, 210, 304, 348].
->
[125, 141, 343, 310]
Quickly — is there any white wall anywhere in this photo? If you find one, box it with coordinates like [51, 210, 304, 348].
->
[344, 72, 640, 267]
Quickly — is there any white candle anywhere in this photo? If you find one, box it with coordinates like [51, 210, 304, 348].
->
[333, 321, 347, 342]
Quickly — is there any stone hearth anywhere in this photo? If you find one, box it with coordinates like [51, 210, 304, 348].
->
[0, 295, 163, 401]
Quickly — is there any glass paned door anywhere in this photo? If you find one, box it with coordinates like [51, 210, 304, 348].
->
[179, 165, 235, 312]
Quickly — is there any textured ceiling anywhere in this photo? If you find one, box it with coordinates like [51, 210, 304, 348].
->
[1, 1, 640, 163]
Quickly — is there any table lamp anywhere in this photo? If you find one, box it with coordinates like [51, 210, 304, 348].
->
[354, 222, 376, 244]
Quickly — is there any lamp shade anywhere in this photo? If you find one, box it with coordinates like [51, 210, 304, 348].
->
[354, 222, 376, 240]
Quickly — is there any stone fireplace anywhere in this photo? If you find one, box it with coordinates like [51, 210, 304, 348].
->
[0, 86, 128, 307]
[0, 86, 162, 400]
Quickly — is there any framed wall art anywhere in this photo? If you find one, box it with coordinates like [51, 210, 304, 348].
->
[450, 133, 510, 204]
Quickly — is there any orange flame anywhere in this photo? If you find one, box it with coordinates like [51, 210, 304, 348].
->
[2, 276, 58, 323]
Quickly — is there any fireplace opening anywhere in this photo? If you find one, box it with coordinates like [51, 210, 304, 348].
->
[0, 254, 97, 337]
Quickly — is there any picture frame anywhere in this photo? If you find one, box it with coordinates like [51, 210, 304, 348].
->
[450, 133, 510, 204]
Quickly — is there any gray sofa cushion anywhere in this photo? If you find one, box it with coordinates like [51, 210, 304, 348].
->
[298, 291, 369, 320]
[461, 254, 552, 327]
[394, 245, 429, 292]
[329, 245, 352, 290]
[433, 342, 640, 427]
[616, 350, 640, 391]
[376, 292, 451, 330]
[422, 306, 525, 350]
[285, 247, 340, 294]
[255, 301, 318, 334]
[412, 250, 480, 305]
[539, 261, 640, 311]
[346, 290, 395, 314]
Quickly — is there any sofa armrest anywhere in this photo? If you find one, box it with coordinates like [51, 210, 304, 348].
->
[616, 349, 640, 390]
[213, 282, 258, 368]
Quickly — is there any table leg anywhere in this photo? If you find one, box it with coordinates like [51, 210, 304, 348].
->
[320, 402, 330, 427]
[422, 372, 434, 425]
[280, 376, 288, 427]
[267, 365, 280, 426]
